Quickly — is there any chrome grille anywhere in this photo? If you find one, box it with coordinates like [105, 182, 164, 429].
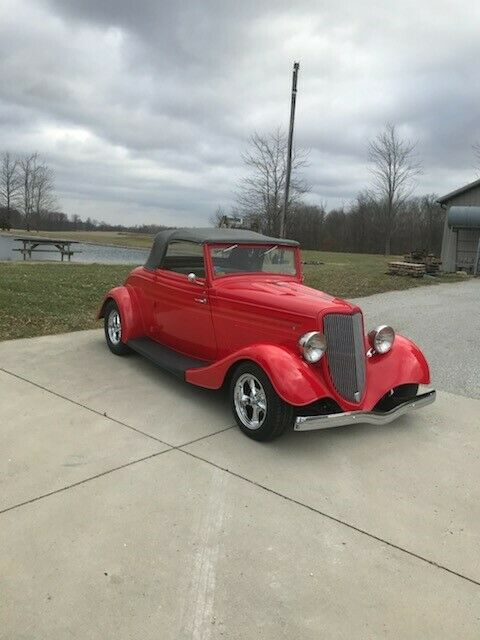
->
[323, 313, 366, 403]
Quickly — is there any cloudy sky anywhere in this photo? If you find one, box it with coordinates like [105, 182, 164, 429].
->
[1, 0, 480, 226]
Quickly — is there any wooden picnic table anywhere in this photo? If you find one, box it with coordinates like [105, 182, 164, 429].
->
[12, 236, 81, 262]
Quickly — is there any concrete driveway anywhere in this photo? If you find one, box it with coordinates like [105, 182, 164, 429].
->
[1, 280, 479, 639]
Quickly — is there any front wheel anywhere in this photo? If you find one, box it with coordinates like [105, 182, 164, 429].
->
[229, 362, 294, 441]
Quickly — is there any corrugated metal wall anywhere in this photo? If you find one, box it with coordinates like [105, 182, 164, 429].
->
[456, 229, 480, 271]
[440, 183, 480, 273]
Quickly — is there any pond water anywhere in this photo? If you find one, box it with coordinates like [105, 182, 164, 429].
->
[0, 234, 149, 265]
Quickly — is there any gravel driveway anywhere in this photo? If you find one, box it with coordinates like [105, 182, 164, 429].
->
[353, 278, 480, 399]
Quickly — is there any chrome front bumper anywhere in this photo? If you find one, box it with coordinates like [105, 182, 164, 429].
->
[294, 390, 436, 432]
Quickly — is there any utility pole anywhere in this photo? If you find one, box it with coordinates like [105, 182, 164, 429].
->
[280, 61, 300, 238]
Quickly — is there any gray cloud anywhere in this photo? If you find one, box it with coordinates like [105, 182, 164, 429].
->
[1, 0, 480, 225]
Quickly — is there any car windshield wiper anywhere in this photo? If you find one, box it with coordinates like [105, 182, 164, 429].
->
[262, 245, 278, 256]
[219, 244, 238, 254]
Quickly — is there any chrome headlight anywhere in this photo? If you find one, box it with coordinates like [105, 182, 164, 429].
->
[299, 331, 327, 363]
[368, 325, 395, 354]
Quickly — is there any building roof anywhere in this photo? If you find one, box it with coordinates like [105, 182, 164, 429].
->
[437, 177, 480, 205]
[144, 227, 299, 271]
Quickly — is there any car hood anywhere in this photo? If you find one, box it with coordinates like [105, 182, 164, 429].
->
[212, 277, 359, 318]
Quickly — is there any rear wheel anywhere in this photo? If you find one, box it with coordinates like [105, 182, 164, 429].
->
[104, 300, 130, 356]
[229, 362, 294, 441]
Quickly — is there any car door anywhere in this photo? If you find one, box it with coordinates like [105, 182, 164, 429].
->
[152, 240, 217, 361]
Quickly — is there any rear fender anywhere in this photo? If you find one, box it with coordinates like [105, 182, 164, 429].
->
[97, 286, 143, 343]
[185, 343, 330, 406]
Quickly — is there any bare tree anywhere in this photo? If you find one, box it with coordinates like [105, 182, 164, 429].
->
[71, 213, 81, 230]
[209, 206, 227, 227]
[33, 163, 56, 231]
[0, 152, 20, 229]
[286, 203, 325, 248]
[18, 153, 38, 231]
[235, 128, 310, 236]
[368, 123, 422, 254]
[18, 153, 56, 231]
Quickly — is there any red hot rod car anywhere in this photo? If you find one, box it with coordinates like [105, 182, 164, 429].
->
[98, 228, 435, 441]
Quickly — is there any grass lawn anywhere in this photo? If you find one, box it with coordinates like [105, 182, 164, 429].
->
[301, 250, 465, 298]
[0, 255, 466, 342]
[0, 263, 132, 341]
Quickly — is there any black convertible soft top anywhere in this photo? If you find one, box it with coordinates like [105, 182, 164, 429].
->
[144, 227, 299, 271]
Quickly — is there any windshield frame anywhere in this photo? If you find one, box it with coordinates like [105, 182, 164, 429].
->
[206, 242, 301, 281]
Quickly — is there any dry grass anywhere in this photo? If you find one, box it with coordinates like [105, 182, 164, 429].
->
[301, 250, 465, 298]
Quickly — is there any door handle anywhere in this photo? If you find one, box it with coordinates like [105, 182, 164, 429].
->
[194, 297, 208, 304]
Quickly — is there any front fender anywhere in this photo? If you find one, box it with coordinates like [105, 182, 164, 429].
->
[97, 286, 143, 343]
[360, 334, 431, 410]
[185, 343, 330, 406]
[186, 335, 431, 409]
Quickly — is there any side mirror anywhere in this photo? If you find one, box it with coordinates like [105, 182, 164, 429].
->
[187, 273, 197, 283]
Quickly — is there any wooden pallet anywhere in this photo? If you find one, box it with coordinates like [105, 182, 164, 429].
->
[388, 261, 426, 278]
[403, 253, 442, 274]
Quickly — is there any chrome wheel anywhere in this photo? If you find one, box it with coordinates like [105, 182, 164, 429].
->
[107, 309, 121, 345]
[234, 373, 267, 430]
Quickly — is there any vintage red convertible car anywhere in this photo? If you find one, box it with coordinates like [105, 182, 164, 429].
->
[98, 228, 435, 440]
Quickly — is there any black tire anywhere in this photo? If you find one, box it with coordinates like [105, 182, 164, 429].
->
[229, 362, 294, 441]
[104, 300, 130, 356]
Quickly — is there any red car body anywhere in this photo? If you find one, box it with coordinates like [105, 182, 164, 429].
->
[98, 228, 434, 438]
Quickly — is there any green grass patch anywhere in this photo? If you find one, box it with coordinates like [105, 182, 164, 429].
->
[0, 263, 131, 341]
[301, 250, 466, 298]
[0, 255, 467, 342]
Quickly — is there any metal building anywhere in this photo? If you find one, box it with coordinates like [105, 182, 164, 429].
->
[438, 178, 480, 275]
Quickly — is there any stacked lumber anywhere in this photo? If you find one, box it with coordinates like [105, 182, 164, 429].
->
[388, 261, 426, 278]
[403, 252, 442, 274]
[424, 259, 441, 274]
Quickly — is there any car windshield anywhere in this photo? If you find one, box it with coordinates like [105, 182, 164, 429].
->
[209, 244, 297, 278]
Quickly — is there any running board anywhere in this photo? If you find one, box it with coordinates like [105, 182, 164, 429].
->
[127, 337, 209, 380]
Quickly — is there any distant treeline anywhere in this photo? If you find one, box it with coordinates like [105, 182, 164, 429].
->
[286, 193, 445, 255]
[0, 149, 171, 236]
[1, 206, 170, 236]
[2, 193, 445, 256]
